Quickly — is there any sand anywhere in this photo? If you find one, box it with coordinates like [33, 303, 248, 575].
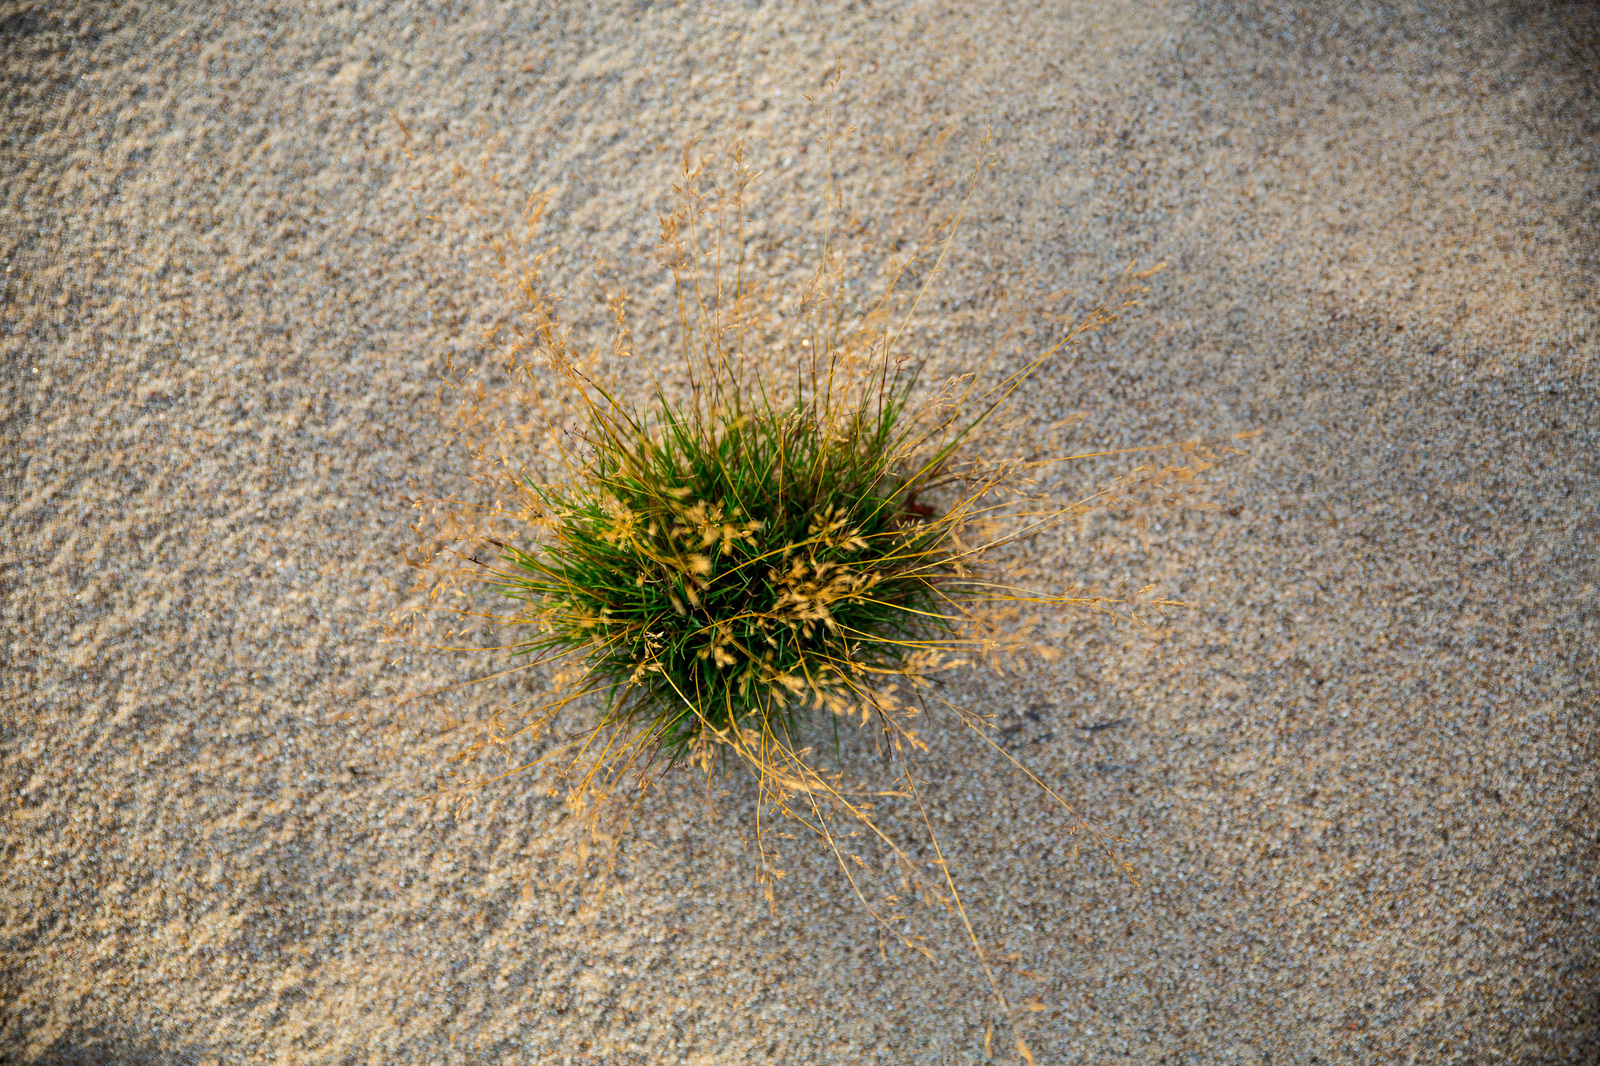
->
[3, 0, 1596, 1062]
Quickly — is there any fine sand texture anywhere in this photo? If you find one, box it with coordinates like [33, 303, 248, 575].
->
[4, 1, 1597, 1062]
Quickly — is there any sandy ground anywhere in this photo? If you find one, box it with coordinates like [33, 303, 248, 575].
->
[3, 0, 1598, 1062]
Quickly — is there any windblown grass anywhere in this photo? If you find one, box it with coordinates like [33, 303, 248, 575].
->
[394, 122, 1248, 1061]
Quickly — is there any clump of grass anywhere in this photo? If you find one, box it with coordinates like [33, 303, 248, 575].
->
[497, 366, 949, 760]
[396, 124, 1246, 1061]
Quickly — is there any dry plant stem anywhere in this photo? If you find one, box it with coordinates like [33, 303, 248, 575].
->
[390, 113, 1248, 1060]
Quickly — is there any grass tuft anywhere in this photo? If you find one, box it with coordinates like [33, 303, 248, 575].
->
[393, 114, 1249, 1058]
